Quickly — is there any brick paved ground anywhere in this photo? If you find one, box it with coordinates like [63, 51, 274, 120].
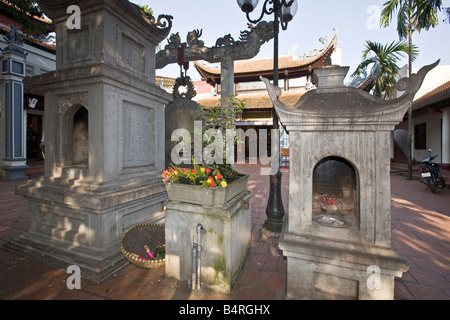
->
[0, 163, 448, 300]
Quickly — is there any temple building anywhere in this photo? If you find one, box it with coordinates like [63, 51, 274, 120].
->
[192, 31, 340, 160]
[393, 65, 450, 169]
[0, 1, 55, 179]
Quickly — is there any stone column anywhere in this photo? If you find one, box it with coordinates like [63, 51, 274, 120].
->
[442, 107, 450, 168]
[0, 27, 28, 180]
[220, 55, 235, 103]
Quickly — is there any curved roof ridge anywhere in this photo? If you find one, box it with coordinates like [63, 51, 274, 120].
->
[194, 30, 337, 84]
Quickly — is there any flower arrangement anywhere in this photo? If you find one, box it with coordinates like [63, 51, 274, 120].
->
[162, 160, 228, 188]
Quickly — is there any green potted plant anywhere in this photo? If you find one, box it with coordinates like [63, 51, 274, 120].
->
[163, 95, 248, 206]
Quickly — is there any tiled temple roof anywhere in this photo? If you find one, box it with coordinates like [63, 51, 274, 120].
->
[195, 89, 306, 110]
[194, 32, 337, 84]
[413, 80, 450, 110]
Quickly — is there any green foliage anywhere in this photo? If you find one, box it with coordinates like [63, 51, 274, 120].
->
[355, 0, 442, 99]
[380, 0, 442, 39]
[139, 5, 153, 15]
[4, 0, 47, 39]
[153, 244, 165, 260]
[196, 95, 245, 182]
[352, 40, 418, 99]
[197, 94, 245, 130]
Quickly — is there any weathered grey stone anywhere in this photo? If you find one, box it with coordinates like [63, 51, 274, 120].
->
[261, 60, 439, 300]
[4, 0, 173, 284]
[165, 188, 251, 294]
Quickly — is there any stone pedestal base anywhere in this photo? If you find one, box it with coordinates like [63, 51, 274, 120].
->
[165, 191, 251, 294]
[4, 174, 166, 284]
[280, 232, 409, 300]
[1, 162, 28, 181]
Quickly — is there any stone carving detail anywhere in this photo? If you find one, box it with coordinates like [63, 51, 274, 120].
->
[172, 76, 197, 100]
[187, 29, 204, 48]
[148, 14, 173, 32]
[298, 36, 327, 60]
[215, 34, 236, 47]
[295, 28, 337, 61]
[239, 21, 274, 46]
[1, 25, 26, 55]
[156, 20, 275, 69]
[68, 27, 90, 61]
[348, 57, 380, 92]
[58, 92, 89, 116]
[123, 102, 155, 168]
[165, 32, 181, 50]
[5, 25, 23, 43]
[121, 33, 145, 71]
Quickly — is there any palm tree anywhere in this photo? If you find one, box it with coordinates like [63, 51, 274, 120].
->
[351, 40, 418, 99]
[416, 0, 450, 23]
[380, 0, 441, 180]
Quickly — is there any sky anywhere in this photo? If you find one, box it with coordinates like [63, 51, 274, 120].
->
[131, 0, 450, 82]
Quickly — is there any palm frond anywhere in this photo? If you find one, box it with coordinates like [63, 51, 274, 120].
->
[415, 0, 441, 29]
[351, 39, 415, 99]
[380, 0, 401, 28]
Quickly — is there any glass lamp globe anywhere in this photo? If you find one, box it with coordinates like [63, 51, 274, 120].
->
[281, 0, 298, 23]
[237, 0, 260, 13]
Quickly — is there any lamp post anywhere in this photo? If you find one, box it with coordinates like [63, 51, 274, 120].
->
[237, 0, 298, 237]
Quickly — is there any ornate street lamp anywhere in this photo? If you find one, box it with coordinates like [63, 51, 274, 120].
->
[237, 0, 298, 237]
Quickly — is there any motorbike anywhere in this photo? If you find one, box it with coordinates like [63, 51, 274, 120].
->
[419, 149, 446, 193]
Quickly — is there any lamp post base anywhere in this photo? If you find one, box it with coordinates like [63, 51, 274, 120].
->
[262, 169, 285, 238]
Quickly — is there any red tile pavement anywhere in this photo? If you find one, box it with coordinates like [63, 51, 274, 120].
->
[0, 163, 449, 300]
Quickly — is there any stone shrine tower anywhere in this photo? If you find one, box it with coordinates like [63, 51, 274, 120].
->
[262, 61, 438, 299]
[6, 0, 173, 283]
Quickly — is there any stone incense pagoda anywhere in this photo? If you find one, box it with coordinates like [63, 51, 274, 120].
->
[5, 0, 173, 283]
[262, 60, 438, 299]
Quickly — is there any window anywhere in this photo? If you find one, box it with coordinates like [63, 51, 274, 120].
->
[414, 123, 426, 150]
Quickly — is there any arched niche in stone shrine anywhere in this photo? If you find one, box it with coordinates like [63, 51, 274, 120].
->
[312, 156, 359, 230]
[62, 104, 89, 167]
[72, 106, 89, 166]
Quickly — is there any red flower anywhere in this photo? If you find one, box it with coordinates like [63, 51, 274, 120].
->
[215, 174, 223, 180]
[205, 168, 211, 173]
[210, 180, 215, 188]
[191, 169, 196, 174]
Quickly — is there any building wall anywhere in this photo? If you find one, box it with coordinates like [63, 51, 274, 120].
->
[413, 112, 443, 163]
[0, 29, 56, 170]
[395, 111, 443, 164]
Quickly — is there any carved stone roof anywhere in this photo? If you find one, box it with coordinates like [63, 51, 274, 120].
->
[37, 0, 172, 42]
[413, 79, 450, 111]
[261, 61, 439, 131]
[194, 32, 337, 84]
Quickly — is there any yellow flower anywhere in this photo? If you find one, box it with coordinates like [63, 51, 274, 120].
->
[200, 168, 205, 173]
[221, 181, 227, 188]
